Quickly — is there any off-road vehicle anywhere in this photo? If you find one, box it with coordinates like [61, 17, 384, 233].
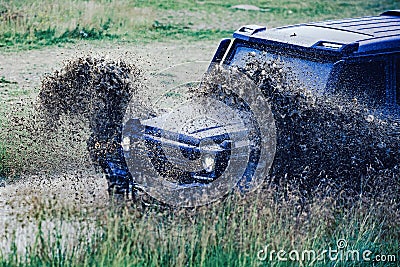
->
[102, 10, 400, 207]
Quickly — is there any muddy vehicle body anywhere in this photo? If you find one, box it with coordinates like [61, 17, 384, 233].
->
[215, 10, 400, 112]
[105, 11, 400, 206]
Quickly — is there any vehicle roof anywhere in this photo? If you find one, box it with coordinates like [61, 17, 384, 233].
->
[233, 10, 400, 55]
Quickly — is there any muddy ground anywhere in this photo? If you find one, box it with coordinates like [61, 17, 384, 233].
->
[0, 40, 217, 253]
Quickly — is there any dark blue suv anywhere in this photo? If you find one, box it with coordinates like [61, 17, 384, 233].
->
[213, 10, 400, 111]
[106, 11, 400, 206]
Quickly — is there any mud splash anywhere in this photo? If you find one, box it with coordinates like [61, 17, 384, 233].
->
[0, 55, 153, 179]
[199, 61, 400, 204]
[1, 53, 399, 206]
[39, 56, 153, 170]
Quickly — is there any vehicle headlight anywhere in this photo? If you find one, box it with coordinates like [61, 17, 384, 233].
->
[121, 136, 130, 151]
[202, 154, 215, 173]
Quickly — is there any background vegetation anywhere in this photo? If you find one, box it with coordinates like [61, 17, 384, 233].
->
[0, 0, 399, 50]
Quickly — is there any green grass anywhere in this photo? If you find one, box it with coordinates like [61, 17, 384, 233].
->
[0, 142, 9, 177]
[0, 193, 398, 266]
[0, 77, 17, 85]
[0, 81, 30, 98]
[0, 0, 398, 50]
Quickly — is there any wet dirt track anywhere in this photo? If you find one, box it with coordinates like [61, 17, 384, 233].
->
[0, 40, 217, 253]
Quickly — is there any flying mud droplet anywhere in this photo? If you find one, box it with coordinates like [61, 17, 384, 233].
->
[0, 178, 5, 187]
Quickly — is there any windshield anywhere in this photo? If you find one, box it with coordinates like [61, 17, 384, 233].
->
[229, 45, 334, 93]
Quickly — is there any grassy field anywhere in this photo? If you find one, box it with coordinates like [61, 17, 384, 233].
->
[1, 190, 399, 267]
[0, 0, 399, 50]
[0, 0, 399, 266]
